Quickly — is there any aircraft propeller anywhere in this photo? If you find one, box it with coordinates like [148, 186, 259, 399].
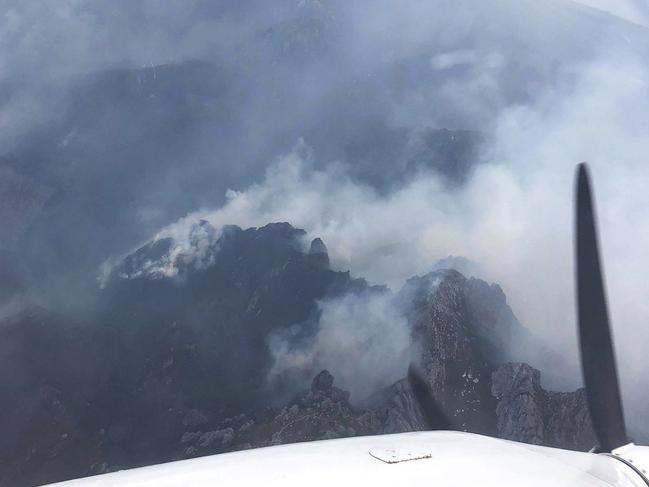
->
[575, 162, 628, 452]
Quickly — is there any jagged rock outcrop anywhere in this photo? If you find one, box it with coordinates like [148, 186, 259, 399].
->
[384, 270, 593, 448]
[398, 269, 510, 435]
[365, 378, 426, 434]
[264, 370, 368, 445]
[492, 363, 545, 444]
[492, 363, 596, 450]
[308, 237, 330, 269]
[179, 370, 375, 458]
[178, 360, 595, 463]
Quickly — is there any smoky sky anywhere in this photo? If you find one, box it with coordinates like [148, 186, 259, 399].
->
[576, 0, 649, 26]
[2, 0, 649, 437]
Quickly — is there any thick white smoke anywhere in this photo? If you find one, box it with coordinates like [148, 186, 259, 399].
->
[5, 0, 648, 436]
[135, 50, 649, 434]
[267, 291, 411, 401]
[575, 0, 649, 27]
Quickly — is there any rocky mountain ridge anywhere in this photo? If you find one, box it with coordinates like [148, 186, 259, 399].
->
[0, 222, 594, 487]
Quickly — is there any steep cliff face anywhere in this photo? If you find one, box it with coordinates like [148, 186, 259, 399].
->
[492, 363, 595, 450]
[399, 270, 502, 435]
[394, 270, 594, 449]
[367, 378, 427, 434]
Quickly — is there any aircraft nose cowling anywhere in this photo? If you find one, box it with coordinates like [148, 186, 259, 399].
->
[609, 444, 649, 485]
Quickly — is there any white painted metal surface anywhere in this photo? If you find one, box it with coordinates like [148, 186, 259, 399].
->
[43, 431, 648, 486]
[611, 444, 649, 481]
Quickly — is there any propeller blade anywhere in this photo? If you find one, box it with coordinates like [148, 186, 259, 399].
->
[408, 364, 452, 431]
[575, 162, 627, 452]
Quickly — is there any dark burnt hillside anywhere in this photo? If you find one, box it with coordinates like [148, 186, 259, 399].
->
[0, 223, 377, 486]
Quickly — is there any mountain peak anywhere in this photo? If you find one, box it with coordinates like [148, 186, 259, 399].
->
[309, 237, 327, 255]
[311, 369, 334, 393]
[308, 237, 330, 269]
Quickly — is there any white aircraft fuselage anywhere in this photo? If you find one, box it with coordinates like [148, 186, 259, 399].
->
[43, 431, 649, 486]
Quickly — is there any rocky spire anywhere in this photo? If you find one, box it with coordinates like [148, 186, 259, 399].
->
[308, 237, 330, 269]
[311, 369, 334, 393]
